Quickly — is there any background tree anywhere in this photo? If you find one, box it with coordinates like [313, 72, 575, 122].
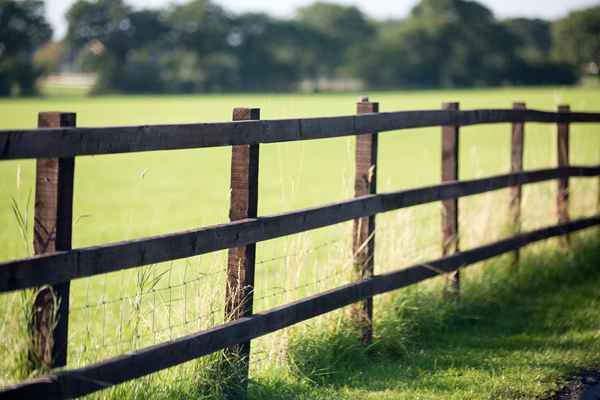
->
[553, 6, 600, 77]
[296, 2, 374, 84]
[158, 0, 237, 92]
[0, 0, 52, 96]
[227, 13, 301, 91]
[502, 18, 575, 85]
[357, 0, 576, 88]
[46, 0, 600, 94]
[66, 0, 167, 93]
[503, 18, 552, 63]
[358, 0, 519, 88]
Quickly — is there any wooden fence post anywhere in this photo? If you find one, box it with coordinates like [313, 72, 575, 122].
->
[223, 107, 260, 397]
[510, 102, 526, 267]
[351, 96, 378, 345]
[32, 112, 76, 369]
[441, 102, 460, 296]
[557, 104, 570, 243]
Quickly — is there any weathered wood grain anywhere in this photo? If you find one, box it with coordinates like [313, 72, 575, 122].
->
[352, 97, 378, 344]
[32, 112, 76, 368]
[510, 102, 526, 266]
[2, 109, 600, 160]
[2, 215, 598, 400]
[0, 166, 599, 293]
[224, 107, 260, 396]
[441, 102, 460, 295]
[557, 105, 570, 237]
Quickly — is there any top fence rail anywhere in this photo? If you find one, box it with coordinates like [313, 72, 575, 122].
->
[2, 108, 600, 160]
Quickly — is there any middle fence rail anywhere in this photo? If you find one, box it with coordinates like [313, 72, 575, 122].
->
[1, 166, 599, 292]
[1, 100, 600, 399]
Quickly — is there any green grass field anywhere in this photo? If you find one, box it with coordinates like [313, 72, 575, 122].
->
[1, 86, 599, 398]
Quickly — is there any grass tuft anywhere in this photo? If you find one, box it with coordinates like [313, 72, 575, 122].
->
[287, 319, 370, 384]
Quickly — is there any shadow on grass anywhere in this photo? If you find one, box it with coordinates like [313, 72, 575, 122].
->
[281, 231, 600, 399]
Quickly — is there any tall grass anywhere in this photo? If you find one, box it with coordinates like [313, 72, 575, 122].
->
[0, 191, 48, 382]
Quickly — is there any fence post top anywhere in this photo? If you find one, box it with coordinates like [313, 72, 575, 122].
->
[442, 102, 459, 110]
[357, 100, 379, 113]
[558, 104, 571, 112]
[38, 112, 76, 128]
[233, 107, 260, 120]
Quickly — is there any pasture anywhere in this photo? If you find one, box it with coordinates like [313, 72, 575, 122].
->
[1, 86, 600, 399]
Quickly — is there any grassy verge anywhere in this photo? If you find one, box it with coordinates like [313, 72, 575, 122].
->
[250, 231, 600, 400]
[80, 230, 600, 400]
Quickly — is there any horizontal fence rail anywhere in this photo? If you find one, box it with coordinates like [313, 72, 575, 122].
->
[3, 215, 598, 399]
[1, 165, 598, 293]
[2, 108, 600, 160]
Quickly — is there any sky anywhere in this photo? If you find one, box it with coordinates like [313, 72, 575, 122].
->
[47, 0, 600, 39]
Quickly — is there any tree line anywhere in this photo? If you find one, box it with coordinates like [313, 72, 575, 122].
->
[1, 0, 600, 95]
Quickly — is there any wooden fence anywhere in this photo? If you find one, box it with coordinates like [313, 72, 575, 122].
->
[1, 99, 600, 399]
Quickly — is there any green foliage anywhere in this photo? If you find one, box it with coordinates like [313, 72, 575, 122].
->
[227, 13, 305, 91]
[56, 0, 593, 93]
[164, 0, 231, 55]
[296, 2, 374, 79]
[0, 0, 52, 96]
[503, 18, 552, 62]
[553, 6, 600, 77]
[357, 0, 576, 88]
[66, 0, 168, 93]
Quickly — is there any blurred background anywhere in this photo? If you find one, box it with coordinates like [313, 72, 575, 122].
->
[1, 0, 599, 96]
